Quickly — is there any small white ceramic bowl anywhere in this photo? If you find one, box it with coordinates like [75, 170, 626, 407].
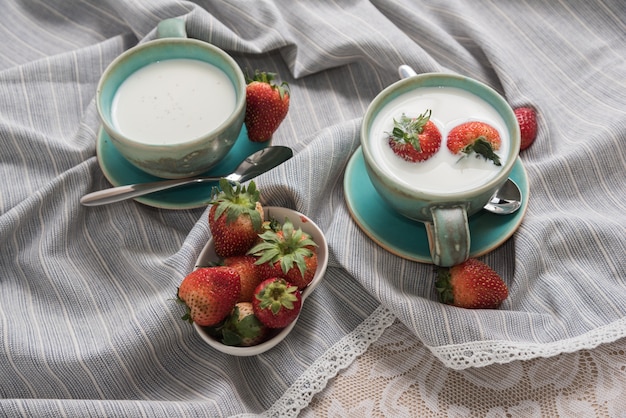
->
[193, 206, 328, 356]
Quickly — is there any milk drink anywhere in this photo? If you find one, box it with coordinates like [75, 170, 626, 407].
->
[112, 58, 236, 145]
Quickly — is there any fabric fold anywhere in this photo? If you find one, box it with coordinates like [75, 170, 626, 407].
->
[1, 0, 625, 416]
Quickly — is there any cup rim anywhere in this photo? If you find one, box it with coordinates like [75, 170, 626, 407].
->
[96, 37, 246, 151]
[361, 72, 520, 199]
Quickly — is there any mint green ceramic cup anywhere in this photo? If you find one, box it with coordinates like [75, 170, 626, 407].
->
[361, 73, 520, 267]
[96, 19, 246, 179]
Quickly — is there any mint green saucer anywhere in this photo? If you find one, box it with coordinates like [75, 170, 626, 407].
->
[96, 125, 267, 210]
[344, 147, 529, 263]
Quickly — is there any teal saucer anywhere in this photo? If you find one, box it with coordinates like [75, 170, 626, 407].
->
[96, 125, 267, 210]
[344, 147, 529, 263]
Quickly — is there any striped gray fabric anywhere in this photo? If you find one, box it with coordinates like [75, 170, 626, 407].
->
[1, 0, 624, 416]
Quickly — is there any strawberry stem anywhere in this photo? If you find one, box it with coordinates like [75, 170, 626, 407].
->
[389, 110, 432, 152]
[256, 279, 299, 314]
[209, 179, 263, 230]
[435, 267, 455, 304]
[462, 137, 501, 166]
[247, 69, 290, 99]
[248, 217, 317, 278]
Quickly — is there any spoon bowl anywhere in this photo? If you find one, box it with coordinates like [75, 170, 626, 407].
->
[484, 178, 522, 215]
[80, 146, 293, 206]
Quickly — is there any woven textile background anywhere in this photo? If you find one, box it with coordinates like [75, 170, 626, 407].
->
[0, 1, 624, 416]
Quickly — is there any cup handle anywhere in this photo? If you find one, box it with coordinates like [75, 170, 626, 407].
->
[425, 205, 470, 267]
[157, 18, 187, 39]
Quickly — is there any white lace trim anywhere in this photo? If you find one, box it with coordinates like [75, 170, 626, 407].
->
[429, 315, 626, 370]
[247, 305, 396, 418]
[235, 309, 626, 416]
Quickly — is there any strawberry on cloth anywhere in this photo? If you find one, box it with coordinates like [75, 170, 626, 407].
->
[514, 107, 538, 150]
[436, 258, 508, 309]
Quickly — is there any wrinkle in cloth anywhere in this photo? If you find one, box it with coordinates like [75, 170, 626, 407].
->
[0, 0, 625, 416]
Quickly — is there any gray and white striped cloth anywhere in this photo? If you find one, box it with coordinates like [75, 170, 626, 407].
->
[1, 1, 624, 416]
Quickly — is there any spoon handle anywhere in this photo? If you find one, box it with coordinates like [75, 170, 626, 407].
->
[80, 176, 220, 206]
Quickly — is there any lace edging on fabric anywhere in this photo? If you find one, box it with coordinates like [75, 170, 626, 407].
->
[429, 315, 626, 370]
[254, 305, 395, 418]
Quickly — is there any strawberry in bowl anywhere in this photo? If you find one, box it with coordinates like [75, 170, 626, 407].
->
[177, 197, 328, 356]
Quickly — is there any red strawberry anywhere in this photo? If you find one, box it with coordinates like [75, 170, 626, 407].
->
[245, 70, 290, 142]
[248, 217, 318, 289]
[446, 121, 502, 166]
[435, 258, 508, 309]
[252, 278, 302, 328]
[217, 302, 268, 347]
[209, 179, 264, 258]
[223, 255, 267, 302]
[387, 110, 442, 162]
[177, 267, 241, 326]
[514, 107, 538, 150]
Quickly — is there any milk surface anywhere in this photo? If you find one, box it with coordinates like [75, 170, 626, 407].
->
[112, 59, 236, 145]
[370, 86, 510, 194]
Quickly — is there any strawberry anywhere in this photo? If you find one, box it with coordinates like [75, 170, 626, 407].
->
[514, 107, 538, 150]
[252, 278, 302, 328]
[387, 110, 442, 162]
[435, 258, 508, 309]
[223, 255, 267, 302]
[217, 302, 268, 347]
[209, 179, 264, 258]
[248, 217, 318, 289]
[177, 267, 241, 326]
[446, 121, 502, 166]
[245, 70, 290, 142]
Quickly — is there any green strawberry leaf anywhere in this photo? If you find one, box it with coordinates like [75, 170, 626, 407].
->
[389, 110, 432, 151]
[221, 328, 243, 346]
[463, 137, 502, 166]
[435, 267, 455, 304]
[236, 314, 265, 339]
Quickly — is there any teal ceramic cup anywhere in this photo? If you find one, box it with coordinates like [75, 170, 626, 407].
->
[361, 73, 520, 267]
[96, 18, 246, 179]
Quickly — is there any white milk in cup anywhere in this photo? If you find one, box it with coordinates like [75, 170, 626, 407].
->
[112, 59, 237, 146]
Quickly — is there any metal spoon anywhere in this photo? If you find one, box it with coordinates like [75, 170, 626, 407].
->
[397, 64, 523, 215]
[80, 146, 293, 206]
[483, 178, 522, 215]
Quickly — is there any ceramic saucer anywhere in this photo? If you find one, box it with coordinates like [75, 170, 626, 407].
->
[96, 125, 267, 210]
[344, 147, 529, 263]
